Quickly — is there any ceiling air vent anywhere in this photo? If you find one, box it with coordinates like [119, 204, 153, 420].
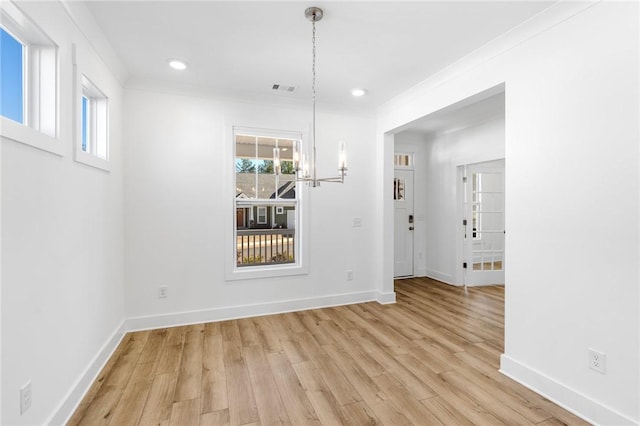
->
[272, 84, 297, 93]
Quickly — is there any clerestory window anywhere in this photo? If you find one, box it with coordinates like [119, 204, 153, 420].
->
[0, 4, 58, 154]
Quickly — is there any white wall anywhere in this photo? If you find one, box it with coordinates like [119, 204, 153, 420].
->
[1, 2, 126, 425]
[402, 117, 505, 285]
[377, 2, 638, 424]
[123, 88, 381, 327]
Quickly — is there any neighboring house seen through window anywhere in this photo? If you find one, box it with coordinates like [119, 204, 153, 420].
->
[234, 128, 300, 268]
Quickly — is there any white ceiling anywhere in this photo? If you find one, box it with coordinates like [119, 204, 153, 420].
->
[398, 85, 505, 136]
[85, 1, 553, 111]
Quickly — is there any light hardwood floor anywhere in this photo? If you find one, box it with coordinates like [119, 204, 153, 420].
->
[68, 278, 590, 426]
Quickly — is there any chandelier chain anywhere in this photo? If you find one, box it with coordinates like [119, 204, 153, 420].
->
[312, 21, 316, 106]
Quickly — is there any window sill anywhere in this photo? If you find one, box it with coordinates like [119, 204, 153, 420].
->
[74, 150, 110, 172]
[225, 262, 308, 281]
[1, 116, 63, 156]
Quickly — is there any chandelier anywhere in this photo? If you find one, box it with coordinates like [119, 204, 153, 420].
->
[273, 6, 347, 187]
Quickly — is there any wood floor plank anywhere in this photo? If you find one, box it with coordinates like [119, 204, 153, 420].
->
[74, 385, 122, 426]
[107, 361, 156, 425]
[200, 409, 231, 426]
[294, 330, 328, 365]
[201, 322, 228, 414]
[339, 401, 381, 425]
[420, 396, 476, 426]
[348, 328, 436, 399]
[297, 312, 334, 346]
[266, 351, 321, 425]
[155, 326, 188, 375]
[244, 344, 291, 425]
[323, 344, 412, 425]
[137, 373, 178, 426]
[71, 278, 590, 426]
[138, 328, 168, 367]
[312, 354, 362, 406]
[237, 318, 260, 348]
[174, 324, 204, 402]
[222, 321, 259, 426]
[440, 369, 534, 425]
[169, 398, 200, 426]
[252, 315, 282, 353]
[293, 361, 349, 426]
[371, 373, 444, 425]
[281, 338, 310, 364]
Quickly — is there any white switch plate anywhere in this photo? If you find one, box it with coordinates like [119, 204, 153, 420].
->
[589, 348, 606, 374]
[158, 286, 168, 298]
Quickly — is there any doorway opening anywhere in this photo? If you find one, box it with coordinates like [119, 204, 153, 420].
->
[394, 163, 414, 278]
[459, 159, 505, 286]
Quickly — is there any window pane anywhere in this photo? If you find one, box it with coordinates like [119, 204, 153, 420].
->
[81, 96, 88, 151]
[0, 28, 24, 123]
[236, 204, 296, 267]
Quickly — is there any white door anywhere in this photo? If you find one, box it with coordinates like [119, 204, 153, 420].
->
[464, 161, 505, 285]
[394, 169, 414, 277]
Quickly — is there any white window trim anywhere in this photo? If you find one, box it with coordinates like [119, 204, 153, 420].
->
[72, 43, 110, 171]
[0, 2, 60, 155]
[225, 125, 309, 281]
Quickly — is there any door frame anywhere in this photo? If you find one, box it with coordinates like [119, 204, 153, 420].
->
[393, 167, 415, 278]
[456, 158, 505, 286]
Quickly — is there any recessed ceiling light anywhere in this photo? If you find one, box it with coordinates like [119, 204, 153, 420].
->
[351, 88, 366, 97]
[168, 59, 187, 70]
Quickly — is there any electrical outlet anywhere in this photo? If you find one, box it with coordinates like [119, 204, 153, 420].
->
[346, 270, 353, 281]
[589, 349, 606, 374]
[20, 381, 32, 415]
[158, 286, 168, 299]
[352, 218, 362, 227]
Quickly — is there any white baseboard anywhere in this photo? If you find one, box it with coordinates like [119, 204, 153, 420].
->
[500, 354, 638, 426]
[125, 290, 380, 332]
[377, 291, 396, 304]
[47, 320, 127, 426]
[424, 268, 456, 285]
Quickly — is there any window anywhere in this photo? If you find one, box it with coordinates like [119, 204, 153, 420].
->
[79, 75, 108, 160]
[256, 206, 267, 225]
[394, 153, 414, 168]
[0, 3, 58, 153]
[72, 42, 110, 171]
[0, 28, 24, 124]
[234, 127, 302, 272]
